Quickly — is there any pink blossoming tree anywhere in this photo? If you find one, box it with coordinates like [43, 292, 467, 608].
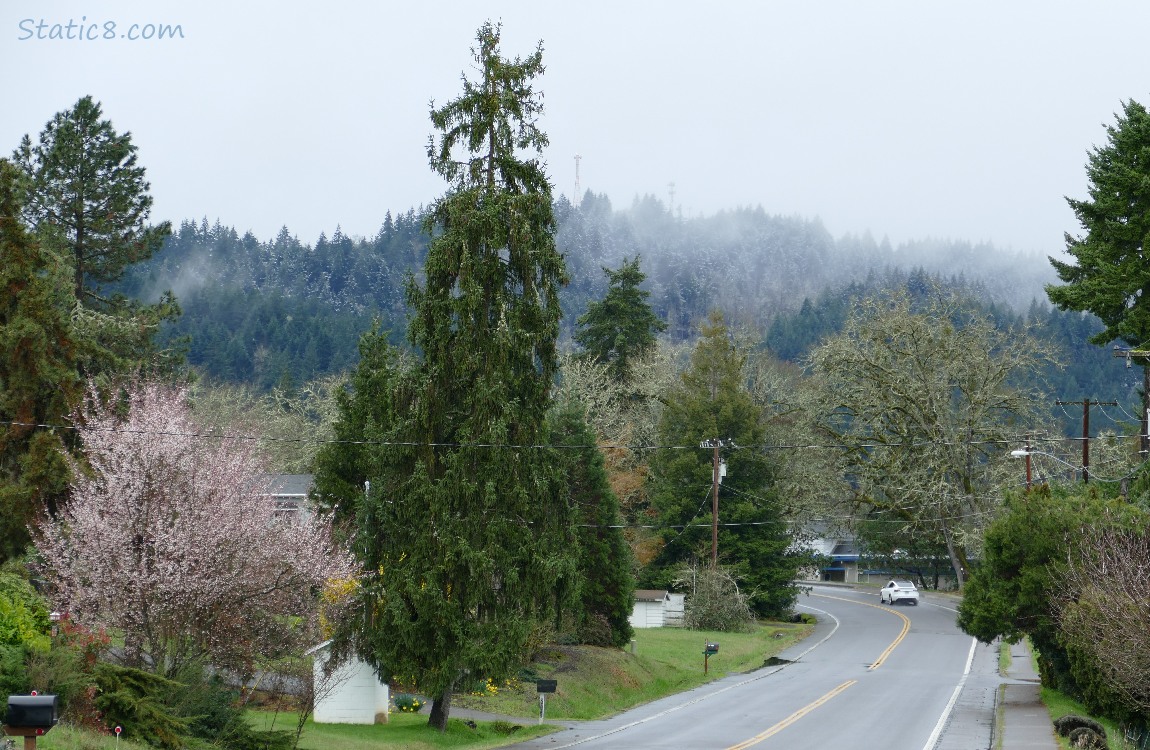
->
[33, 380, 353, 679]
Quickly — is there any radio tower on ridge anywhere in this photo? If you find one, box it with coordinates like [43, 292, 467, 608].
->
[574, 154, 582, 206]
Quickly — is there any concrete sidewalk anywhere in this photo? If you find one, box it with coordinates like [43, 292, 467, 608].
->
[999, 639, 1059, 749]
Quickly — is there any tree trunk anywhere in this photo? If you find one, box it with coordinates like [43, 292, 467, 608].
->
[428, 688, 452, 732]
[1143, 365, 1149, 457]
[939, 515, 965, 591]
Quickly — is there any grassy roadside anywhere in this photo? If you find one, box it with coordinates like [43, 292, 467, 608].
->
[247, 619, 814, 749]
[24, 620, 813, 749]
[451, 620, 813, 720]
[1040, 688, 1127, 750]
[999, 639, 1128, 750]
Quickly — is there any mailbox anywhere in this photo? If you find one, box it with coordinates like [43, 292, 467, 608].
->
[6, 694, 58, 729]
[536, 679, 557, 693]
[704, 642, 719, 656]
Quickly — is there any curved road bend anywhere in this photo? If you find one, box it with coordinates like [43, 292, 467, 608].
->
[510, 585, 981, 750]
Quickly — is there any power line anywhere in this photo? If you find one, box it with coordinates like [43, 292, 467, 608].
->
[2, 419, 1143, 455]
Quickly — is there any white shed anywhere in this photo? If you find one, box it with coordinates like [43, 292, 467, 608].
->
[306, 641, 390, 724]
[629, 589, 671, 629]
[664, 592, 686, 627]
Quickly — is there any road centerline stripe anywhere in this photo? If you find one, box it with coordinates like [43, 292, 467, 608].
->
[726, 680, 857, 750]
[811, 592, 912, 669]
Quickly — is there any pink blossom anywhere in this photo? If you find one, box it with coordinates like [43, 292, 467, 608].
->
[33, 380, 355, 677]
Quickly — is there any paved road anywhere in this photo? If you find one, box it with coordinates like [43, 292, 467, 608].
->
[508, 585, 984, 750]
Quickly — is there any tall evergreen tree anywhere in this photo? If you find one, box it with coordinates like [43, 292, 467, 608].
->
[548, 397, 635, 647]
[648, 311, 801, 617]
[575, 256, 666, 383]
[1047, 98, 1150, 448]
[324, 23, 576, 732]
[12, 96, 180, 376]
[0, 160, 82, 560]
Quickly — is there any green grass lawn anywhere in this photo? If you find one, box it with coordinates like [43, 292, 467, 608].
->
[30, 620, 812, 749]
[448, 620, 812, 721]
[247, 711, 556, 750]
[1000, 638, 1130, 750]
[24, 723, 154, 750]
[1040, 688, 1129, 750]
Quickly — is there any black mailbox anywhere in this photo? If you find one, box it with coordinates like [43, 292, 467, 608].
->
[536, 679, 557, 693]
[704, 642, 719, 655]
[6, 694, 58, 729]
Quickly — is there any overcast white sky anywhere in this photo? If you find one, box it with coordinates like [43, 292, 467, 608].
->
[4, 1, 1148, 256]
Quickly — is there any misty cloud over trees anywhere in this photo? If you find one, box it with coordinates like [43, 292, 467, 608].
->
[116, 192, 1065, 386]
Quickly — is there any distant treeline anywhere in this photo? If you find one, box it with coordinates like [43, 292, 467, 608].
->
[114, 192, 1134, 436]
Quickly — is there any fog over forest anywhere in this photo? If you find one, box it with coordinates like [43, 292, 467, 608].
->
[116, 189, 1129, 443]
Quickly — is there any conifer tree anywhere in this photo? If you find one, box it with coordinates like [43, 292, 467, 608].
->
[575, 256, 666, 383]
[548, 397, 635, 647]
[0, 159, 81, 561]
[13, 96, 170, 302]
[648, 311, 800, 617]
[326, 23, 576, 732]
[12, 96, 180, 376]
[1047, 98, 1150, 448]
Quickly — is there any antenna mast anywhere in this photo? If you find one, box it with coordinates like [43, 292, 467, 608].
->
[574, 154, 582, 205]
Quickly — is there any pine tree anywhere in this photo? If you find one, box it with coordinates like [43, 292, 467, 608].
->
[575, 256, 666, 383]
[648, 311, 800, 617]
[324, 23, 576, 732]
[0, 159, 82, 561]
[1047, 98, 1150, 447]
[12, 96, 180, 376]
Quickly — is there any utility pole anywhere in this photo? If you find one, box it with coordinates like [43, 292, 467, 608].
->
[1113, 346, 1150, 456]
[1055, 399, 1118, 482]
[700, 439, 729, 569]
[1023, 435, 1032, 491]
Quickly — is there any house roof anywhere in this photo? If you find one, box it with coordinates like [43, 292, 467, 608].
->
[305, 640, 333, 656]
[263, 474, 314, 497]
[633, 589, 670, 602]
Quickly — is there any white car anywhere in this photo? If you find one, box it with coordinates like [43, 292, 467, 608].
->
[879, 580, 920, 606]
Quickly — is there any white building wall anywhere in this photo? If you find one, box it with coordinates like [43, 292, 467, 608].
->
[664, 593, 685, 626]
[311, 647, 389, 724]
[628, 600, 666, 629]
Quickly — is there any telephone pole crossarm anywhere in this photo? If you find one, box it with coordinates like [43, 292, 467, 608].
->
[700, 439, 733, 569]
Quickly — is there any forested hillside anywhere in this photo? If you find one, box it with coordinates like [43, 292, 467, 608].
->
[117, 191, 1068, 390]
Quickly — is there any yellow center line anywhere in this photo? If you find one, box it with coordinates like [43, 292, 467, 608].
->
[725, 591, 912, 750]
[725, 680, 857, 750]
[812, 592, 911, 669]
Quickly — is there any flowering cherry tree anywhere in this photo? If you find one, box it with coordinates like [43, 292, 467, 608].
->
[34, 380, 353, 679]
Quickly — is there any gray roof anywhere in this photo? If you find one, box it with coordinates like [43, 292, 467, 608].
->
[263, 474, 314, 497]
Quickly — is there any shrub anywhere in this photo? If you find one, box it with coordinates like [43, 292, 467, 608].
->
[1055, 714, 1107, 738]
[1067, 726, 1106, 748]
[92, 663, 188, 749]
[0, 572, 50, 652]
[678, 565, 756, 633]
[393, 693, 424, 713]
[0, 645, 29, 697]
[162, 663, 292, 750]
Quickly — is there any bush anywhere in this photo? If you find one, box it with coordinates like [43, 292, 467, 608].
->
[1055, 714, 1107, 738]
[678, 566, 756, 633]
[1067, 726, 1106, 748]
[162, 663, 292, 750]
[0, 645, 29, 697]
[0, 572, 50, 652]
[393, 693, 425, 713]
[92, 663, 189, 749]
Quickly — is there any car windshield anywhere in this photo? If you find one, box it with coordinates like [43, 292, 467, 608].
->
[894, 581, 915, 588]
